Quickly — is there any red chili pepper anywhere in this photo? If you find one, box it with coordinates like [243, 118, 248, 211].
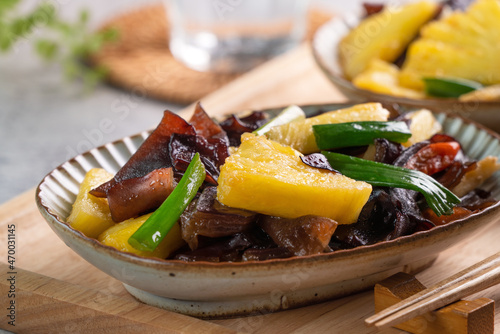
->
[404, 142, 461, 175]
[430, 133, 458, 144]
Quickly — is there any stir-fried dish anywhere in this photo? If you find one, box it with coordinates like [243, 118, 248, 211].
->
[67, 102, 500, 261]
[338, 0, 500, 100]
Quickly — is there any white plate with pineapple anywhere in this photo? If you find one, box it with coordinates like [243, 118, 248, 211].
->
[312, 0, 500, 132]
[36, 102, 500, 318]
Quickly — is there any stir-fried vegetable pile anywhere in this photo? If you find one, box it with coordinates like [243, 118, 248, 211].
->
[67, 103, 499, 261]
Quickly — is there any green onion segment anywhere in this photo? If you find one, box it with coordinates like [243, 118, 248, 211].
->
[313, 121, 412, 150]
[423, 77, 482, 98]
[321, 151, 460, 216]
[128, 153, 206, 252]
[253, 105, 305, 136]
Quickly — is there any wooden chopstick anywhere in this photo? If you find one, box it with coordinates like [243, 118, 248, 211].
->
[365, 251, 500, 329]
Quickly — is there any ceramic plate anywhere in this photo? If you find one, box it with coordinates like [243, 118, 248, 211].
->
[311, 14, 500, 133]
[36, 104, 500, 318]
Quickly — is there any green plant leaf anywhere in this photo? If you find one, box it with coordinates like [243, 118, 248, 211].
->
[0, 0, 117, 89]
[0, 0, 20, 14]
[100, 27, 119, 42]
[35, 39, 59, 60]
[79, 9, 89, 25]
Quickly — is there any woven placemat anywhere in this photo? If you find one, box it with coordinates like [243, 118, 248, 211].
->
[90, 4, 333, 105]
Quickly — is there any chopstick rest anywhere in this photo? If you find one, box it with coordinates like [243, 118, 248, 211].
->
[367, 251, 500, 329]
[371, 272, 494, 334]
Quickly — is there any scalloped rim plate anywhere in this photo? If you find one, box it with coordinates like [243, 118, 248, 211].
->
[36, 104, 500, 318]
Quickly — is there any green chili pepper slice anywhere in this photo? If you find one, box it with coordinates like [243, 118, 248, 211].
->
[313, 121, 412, 150]
[423, 77, 482, 98]
[128, 152, 206, 252]
[321, 151, 460, 216]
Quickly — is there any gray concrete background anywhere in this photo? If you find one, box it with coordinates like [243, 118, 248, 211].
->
[0, 0, 359, 204]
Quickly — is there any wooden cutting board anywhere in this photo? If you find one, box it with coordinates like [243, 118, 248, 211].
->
[2, 44, 500, 333]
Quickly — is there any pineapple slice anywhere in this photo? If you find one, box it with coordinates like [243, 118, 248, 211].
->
[402, 109, 442, 147]
[98, 213, 185, 258]
[67, 168, 115, 238]
[339, 1, 438, 80]
[452, 156, 500, 197]
[400, 0, 500, 89]
[216, 133, 372, 225]
[265, 102, 390, 154]
[353, 59, 425, 99]
[459, 84, 500, 102]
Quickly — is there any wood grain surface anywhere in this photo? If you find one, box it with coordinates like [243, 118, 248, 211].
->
[1, 43, 500, 333]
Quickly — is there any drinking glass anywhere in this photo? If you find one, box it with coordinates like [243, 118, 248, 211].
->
[166, 0, 310, 73]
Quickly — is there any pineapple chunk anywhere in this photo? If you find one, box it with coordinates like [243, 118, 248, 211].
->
[98, 213, 185, 258]
[67, 168, 115, 238]
[402, 109, 442, 147]
[400, 0, 500, 89]
[452, 156, 500, 197]
[339, 1, 438, 80]
[353, 59, 425, 99]
[217, 133, 372, 225]
[459, 84, 500, 102]
[266, 102, 390, 154]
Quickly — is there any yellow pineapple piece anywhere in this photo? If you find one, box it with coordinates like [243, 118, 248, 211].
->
[217, 133, 372, 225]
[400, 0, 500, 89]
[452, 156, 500, 197]
[421, 11, 487, 48]
[67, 168, 115, 238]
[339, 1, 438, 80]
[467, 0, 500, 31]
[459, 84, 500, 102]
[266, 103, 390, 154]
[402, 109, 442, 147]
[353, 59, 425, 99]
[98, 213, 185, 258]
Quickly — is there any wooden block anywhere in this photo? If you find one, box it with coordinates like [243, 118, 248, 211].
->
[374, 272, 494, 334]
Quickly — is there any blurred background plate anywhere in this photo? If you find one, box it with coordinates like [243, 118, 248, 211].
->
[311, 14, 500, 133]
